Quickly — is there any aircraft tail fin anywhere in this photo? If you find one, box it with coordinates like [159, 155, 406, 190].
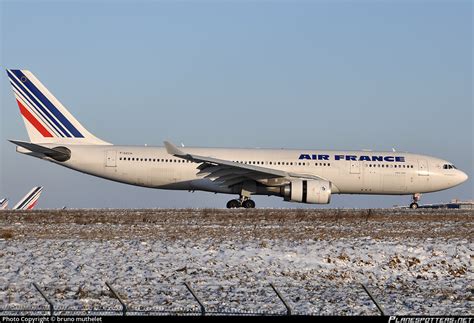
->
[0, 198, 9, 210]
[12, 186, 43, 210]
[6, 69, 111, 145]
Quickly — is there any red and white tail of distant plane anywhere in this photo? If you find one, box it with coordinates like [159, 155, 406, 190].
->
[5, 69, 469, 209]
[0, 198, 8, 209]
[0, 187, 44, 210]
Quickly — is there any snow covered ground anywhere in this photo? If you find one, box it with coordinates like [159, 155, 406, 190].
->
[0, 209, 472, 315]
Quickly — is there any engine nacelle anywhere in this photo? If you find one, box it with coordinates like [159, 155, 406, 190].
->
[282, 179, 331, 204]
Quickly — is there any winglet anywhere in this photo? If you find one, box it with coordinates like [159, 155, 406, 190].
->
[164, 141, 186, 156]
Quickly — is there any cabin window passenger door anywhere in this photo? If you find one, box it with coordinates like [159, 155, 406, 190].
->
[105, 150, 117, 167]
[350, 161, 361, 174]
[418, 160, 429, 176]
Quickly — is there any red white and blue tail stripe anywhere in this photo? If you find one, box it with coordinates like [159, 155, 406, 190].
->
[0, 198, 8, 210]
[6, 69, 110, 145]
[12, 186, 43, 210]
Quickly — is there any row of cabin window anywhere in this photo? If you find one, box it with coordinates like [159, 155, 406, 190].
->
[118, 157, 330, 166]
[118, 157, 414, 170]
[233, 161, 330, 166]
[119, 157, 191, 163]
[365, 164, 414, 169]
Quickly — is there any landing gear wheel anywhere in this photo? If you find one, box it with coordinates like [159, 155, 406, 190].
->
[242, 199, 256, 209]
[226, 199, 241, 209]
[410, 193, 421, 209]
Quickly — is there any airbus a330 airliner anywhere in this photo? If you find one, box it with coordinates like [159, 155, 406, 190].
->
[6, 70, 468, 209]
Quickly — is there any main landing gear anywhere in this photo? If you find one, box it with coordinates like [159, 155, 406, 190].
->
[227, 183, 256, 209]
[409, 193, 421, 209]
[226, 198, 256, 209]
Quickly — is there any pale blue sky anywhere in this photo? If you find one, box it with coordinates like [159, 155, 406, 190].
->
[1, 1, 472, 208]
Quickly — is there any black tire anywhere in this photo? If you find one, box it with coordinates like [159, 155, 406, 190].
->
[410, 202, 419, 209]
[226, 199, 241, 209]
[242, 199, 256, 209]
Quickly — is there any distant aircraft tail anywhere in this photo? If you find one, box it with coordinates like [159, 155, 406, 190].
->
[0, 198, 8, 209]
[6, 69, 110, 145]
[12, 186, 43, 210]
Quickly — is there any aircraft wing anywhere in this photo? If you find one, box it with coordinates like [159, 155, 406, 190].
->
[164, 141, 324, 187]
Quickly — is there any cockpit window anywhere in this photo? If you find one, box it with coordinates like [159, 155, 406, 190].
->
[443, 164, 456, 170]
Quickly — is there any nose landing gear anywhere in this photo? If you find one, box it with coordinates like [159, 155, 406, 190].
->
[409, 193, 421, 209]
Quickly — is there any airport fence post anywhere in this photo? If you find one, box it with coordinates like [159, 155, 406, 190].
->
[32, 282, 54, 316]
[270, 283, 292, 316]
[105, 281, 127, 316]
[361, 283, 385, 316]
[184, 282, 205, 316]
[365, 209, 373, 221]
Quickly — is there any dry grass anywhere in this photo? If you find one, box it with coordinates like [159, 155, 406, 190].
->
[0, 209, 471, 241]
[0, 229, 15, 240]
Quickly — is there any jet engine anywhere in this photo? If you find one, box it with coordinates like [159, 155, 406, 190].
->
[281, 179, 331, 204]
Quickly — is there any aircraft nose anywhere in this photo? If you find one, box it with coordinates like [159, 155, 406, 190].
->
[458, 170, 468, 184]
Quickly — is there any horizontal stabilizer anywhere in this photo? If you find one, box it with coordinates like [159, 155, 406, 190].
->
[9, 140, 71, 161]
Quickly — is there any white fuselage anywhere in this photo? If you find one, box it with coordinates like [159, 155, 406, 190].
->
[21, 144, 468, 199]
